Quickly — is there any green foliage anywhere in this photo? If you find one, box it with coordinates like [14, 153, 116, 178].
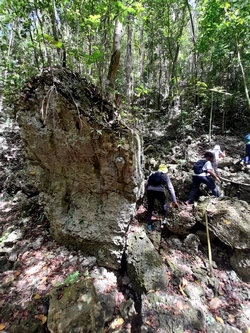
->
[83, 48, 105, 66]
[0, 232, 9, 244]
[63, 271, 80, 285]
[55, 271, 80, 286]
[117, 138, 125, 148]
[0, 0, 250, 131]
[91, 128, 103, 136]
[83, 269, 89, 277]
[135, 84, 151, 97]
[43, 34, 63, 48]
[197, 0, 250, 76]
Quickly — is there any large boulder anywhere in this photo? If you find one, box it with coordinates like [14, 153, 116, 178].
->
[47, 278, 105, 333]
[165, 207, 196, 235]
[230, 249, 250, 283]
[140, 292, 206, 332]
[125, 227, 168, 293]
[16, 68, 144, 269]
[194, 198, 250, 249]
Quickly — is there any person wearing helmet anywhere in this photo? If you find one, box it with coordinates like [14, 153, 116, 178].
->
[145, 163, 178, 231]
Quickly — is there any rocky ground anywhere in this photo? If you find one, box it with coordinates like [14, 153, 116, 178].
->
[0, 118, 250, 333]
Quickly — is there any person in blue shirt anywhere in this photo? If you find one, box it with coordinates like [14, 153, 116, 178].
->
[241, 134, 250, 165]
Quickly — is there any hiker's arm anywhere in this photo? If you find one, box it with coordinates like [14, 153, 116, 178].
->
[164, 175, 178, 203]
[207, 169, 220, 182]
[220, 151, 226, 158]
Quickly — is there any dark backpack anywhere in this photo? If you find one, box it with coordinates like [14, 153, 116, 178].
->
[193, 159, 207, 174]
[148, 171, 163, 186]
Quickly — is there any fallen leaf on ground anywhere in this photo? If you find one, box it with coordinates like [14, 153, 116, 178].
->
[227, 314, 235, 324]
[146, 321, 154, 327]
[110, 318, 124, 329]
[147, 289, 155, 294]
[179, 284, 187, 296]
[35, 314, 47, 325]
[182, 277, 188, 286]
[176, 300, 184, 311]
[0, 324, 5, 331]
[216, 316, 224, 324]
[209, 297, 223, 310]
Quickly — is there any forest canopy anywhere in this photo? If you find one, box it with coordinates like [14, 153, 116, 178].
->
[1, 0, 250, 134]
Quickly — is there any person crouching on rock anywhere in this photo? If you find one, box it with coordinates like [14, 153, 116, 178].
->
[146, 163, 179, 231]
[185, 151, 221, 205]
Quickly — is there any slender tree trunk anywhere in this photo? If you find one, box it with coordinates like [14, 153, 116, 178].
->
[236, 38, 250, 112]
[157, 55, 163, 109]
[125, 14, 133, 104]
[209, 90, 213, 142]
[0, 27, 14, 114]
[185, 0, 198, 105]
[34, 1, 48, 66]
[50, 0, 67, 67]
[107, 20, 123, 96]
[29, 29, 40, 70]
[99, 11, 110, 98]
[167, 5, 188, 99]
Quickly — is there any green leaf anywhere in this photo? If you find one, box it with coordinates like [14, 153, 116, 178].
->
[52, 41, 63, 48]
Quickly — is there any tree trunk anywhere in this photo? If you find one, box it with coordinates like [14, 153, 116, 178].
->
[125, 14, 133, 105]
[185, 0, 198, 105]
[50, 0, 67, 67]
[0, 27, 14, 114]
[107, 20, 123, 95]
[236, 38, 250, 112]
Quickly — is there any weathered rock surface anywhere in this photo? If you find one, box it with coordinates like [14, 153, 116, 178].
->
[16, 68, 144, 269]
[194, 198, 250, 249]
[1, 119, 250, 333]
[140, 292, 206, 332]
[48, 278, 105, 333]
[166, 208, 196, 234]
[125, 226, 168, 292]
[48, 272, 129, 333]
[230, 249, 250, 282]
[206, 322, 243, 333]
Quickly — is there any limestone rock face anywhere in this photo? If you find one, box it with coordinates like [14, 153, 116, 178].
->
[195, 198, 250, 249]
[166, 208, 196, 235]
[140, 292, 206, 332]
[125, 227, 168, 292]
[47, 278, 105, 333]
[230, 249, 250, 282]
[206, 322, 242, 333]
[16, 68, 144, 269]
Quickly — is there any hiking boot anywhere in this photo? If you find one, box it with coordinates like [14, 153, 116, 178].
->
[147, 225, 152, 231]
[162, 218, 167, 225]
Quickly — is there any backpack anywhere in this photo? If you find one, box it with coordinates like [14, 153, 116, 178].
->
[193, 159, 207, 174]
[148, 171, 163, 186]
